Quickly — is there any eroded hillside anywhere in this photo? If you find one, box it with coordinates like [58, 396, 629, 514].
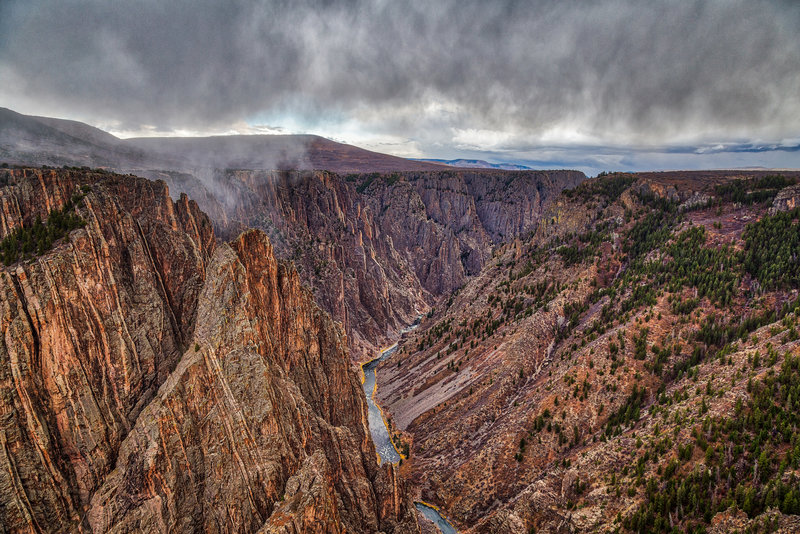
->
[377, 171, 800, 533]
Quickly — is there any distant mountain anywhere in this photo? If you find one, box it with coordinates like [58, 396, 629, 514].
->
[416, 158, 532, 170]
[0, 107, 156, 169]
[127, 134, 448, 174]
[0, 107, 447, 173]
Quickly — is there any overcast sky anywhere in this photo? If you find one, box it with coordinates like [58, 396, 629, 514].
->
[1, 0, 798, 175]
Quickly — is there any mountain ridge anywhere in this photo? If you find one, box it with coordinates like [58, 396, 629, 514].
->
[0, 107, 448, 173]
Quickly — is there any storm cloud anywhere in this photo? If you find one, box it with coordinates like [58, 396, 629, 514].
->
[1, 0, 798, 172]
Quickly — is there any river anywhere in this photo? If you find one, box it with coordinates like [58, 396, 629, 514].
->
[361, 343, 402, 464]
[414, 502, 458, 534]
[360, 320, 458, 533]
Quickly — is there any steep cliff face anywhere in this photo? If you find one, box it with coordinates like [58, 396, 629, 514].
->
[88, 231, 416, 533]
[157, 168, 585, 360]
[363, 170, 585, 293]
[0, 168, 417, 533]
[0, 168, 214, 532]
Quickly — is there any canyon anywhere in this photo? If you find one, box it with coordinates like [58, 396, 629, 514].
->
[1, 108, 584, 361]
[150, 167, 584, 361]
[3, 108, 800, 534]
[377, 170, 800, 532]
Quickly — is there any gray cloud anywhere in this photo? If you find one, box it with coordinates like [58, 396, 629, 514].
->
[1, 0, 799, 165]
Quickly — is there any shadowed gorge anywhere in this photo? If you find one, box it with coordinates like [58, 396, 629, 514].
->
[3, 106, 800, 533]
[0, 108, 585, 361]
[3, 113, 800, 533]
[155, 167, 584, 360]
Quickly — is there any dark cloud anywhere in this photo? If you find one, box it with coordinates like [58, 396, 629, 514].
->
[1, 0, 799, 162]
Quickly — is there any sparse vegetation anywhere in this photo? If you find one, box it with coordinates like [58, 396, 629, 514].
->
[714, 174, 795, 205]
[359, 171, 800, 532]
[626, 353, 800, 533]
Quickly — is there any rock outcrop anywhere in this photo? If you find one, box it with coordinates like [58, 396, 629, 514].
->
[0, 168, 417, 533]
[770, 183, 800, 213]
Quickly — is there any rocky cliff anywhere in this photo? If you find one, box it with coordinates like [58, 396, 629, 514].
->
[0, 108, 587, 362]
[0, 168, 417, 533]
[155, 168, 585, 361]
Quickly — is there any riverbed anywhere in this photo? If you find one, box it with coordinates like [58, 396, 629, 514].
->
[361, 320, 458, 533]
[361, 344, 402, 464]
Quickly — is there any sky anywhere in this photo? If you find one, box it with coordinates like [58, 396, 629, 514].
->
[1, 0, 799, 176]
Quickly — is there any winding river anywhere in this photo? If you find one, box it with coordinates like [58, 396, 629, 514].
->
[362, 344, 402, 464]
[361, 321, 458, 533]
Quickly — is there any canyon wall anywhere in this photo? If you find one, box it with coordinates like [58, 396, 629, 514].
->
[154, 169, 585, 361]
[0, 168, 417, 533]
[377, 172, 800, 532]
[0, 108, 586, 362]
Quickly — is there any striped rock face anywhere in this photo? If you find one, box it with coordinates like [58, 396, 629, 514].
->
[0, 168, 417, 534]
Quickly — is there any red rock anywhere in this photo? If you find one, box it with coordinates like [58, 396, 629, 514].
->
[0, 168, 417, 533]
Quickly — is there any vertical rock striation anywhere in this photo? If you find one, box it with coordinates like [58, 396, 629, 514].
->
[0, 168, 417, 533]
[0, 168, 214, 532]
